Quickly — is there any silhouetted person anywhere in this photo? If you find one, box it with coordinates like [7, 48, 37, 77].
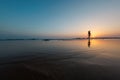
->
[88, 30, 91, 39]
[88, 30, 91, 47]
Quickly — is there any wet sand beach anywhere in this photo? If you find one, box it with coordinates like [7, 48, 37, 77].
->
[0, 39, 120, 80]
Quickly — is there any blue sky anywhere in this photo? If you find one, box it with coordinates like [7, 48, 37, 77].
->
[0, 0, 120, 39]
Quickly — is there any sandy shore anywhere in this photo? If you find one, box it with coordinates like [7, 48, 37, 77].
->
[0, 55, 120, 80]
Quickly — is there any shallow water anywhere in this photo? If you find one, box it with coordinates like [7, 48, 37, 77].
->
[0, 39, 120, 80]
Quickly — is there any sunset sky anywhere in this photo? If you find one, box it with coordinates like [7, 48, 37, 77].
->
[0, 0, 120, 39]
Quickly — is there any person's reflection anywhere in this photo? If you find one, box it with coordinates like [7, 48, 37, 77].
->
[88, 39, 91, 48]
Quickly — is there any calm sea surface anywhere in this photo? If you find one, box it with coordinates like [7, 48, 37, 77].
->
[0, 39, 120, 80]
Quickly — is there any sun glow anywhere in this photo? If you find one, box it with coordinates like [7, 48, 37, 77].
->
[90, 31, 103, 38]
[90, 32, 97, 38]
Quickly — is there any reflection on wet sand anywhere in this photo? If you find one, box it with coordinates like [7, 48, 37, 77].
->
[0, 40, 120, 80]
[88, 39, 91, 48]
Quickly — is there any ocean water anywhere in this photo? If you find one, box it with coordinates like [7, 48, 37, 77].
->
[0, 39, 120, 80]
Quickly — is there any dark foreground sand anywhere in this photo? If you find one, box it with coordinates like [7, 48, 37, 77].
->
[0, 54, 120, 80]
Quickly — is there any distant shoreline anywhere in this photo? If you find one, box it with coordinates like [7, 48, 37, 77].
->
[0, 37, 120, 41]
